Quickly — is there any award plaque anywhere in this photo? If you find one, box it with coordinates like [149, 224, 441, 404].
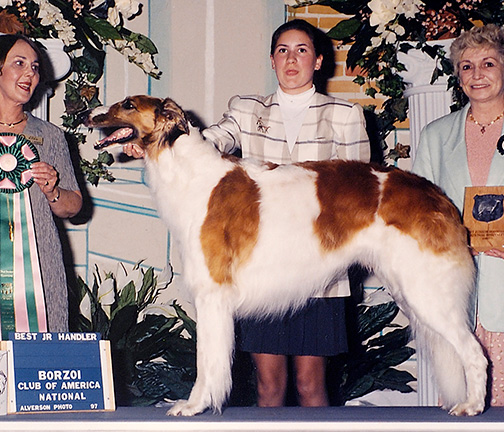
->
[463, 186, 504, 252]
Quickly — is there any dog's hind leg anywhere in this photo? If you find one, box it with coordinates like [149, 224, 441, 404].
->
[167, 289, 236, 416]
[379, 251, 487, 416]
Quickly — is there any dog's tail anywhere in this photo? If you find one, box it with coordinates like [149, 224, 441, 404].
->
[415, 325, 466, 408]
[413, 311, 487, 414]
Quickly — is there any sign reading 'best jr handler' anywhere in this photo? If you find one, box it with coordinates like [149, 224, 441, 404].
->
[3, 332, 115, 413]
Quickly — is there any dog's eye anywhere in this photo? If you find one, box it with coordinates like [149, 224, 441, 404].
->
[122, 99, 136, 110]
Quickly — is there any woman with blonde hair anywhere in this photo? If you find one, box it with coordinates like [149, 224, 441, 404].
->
[413, 24, 504, 406]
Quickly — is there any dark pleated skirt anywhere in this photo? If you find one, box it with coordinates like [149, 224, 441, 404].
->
[235, 297, 348, 357]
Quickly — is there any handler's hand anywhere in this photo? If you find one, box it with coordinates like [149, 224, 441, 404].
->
[123, 144, 145, 158]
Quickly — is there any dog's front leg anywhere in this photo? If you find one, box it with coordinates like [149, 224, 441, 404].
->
[167, 290, 236, 416]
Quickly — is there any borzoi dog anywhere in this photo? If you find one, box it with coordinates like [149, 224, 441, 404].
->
[85, 95, 487, 416]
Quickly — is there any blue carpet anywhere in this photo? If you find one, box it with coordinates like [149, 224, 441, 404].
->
[1, 405, 503, 423]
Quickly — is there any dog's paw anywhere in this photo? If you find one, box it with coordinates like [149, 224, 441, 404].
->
[166, 399, 206, 417]
[448, 401, 485, 416]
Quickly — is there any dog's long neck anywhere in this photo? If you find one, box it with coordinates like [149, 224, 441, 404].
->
[145, 128, 234, 229]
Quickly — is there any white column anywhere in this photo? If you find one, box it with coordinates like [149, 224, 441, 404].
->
[397, 40, 453, 160]
[404, 84, 452, 161]
[397, 40, 453, 407]
[32, 39, 71, 121]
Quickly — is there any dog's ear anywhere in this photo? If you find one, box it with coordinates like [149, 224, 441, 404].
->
[160, 98, 190, 146]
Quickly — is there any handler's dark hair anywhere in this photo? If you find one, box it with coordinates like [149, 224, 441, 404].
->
[270, 19, 323, 57]
[0, 34, 47, 84]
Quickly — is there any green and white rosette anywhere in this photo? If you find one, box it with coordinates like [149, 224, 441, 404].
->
[0, 133, 39, 193]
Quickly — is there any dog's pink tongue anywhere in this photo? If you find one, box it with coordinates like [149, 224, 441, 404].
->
[96, 127, 134, 147]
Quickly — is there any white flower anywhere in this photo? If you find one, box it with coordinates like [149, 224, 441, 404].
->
[33, 0, 77, 46]
[79, 293, 92, 321]
[140, 303, 176, 319]
[114, 262, 143, 294]
[115, 0, 141, 19]
[369, 0, 420, 30]
[109, 39, 160, 76]
[369, 0, 401, 28]
[98, 277, 116, 305]
[157, 266, 174, 288]
[134, 52, 160, 75]
[397, 0, 420, 19]
[108, 0, 141, 26]
[369, 35, 384, 50]
[107, 7, 120, 27]
[384, 30, 397, 44]
[55, 25, 78, 46]
[0, 0, 13, 7]
[393, 23, 406, 37]
[367, 29, 397, 53]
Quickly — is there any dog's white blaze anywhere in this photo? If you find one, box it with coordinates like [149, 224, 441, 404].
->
[372, 168, 389, 205]
[90, 105, 111, 116]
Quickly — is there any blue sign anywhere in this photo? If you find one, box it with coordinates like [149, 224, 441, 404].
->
[9, 332, 111, 413]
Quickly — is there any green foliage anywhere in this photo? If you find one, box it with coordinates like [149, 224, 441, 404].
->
[330, 300, 415, 403]
[299, 0, 504, 160]
[72, 264, 196, 406]
[78, 149, 115, 187]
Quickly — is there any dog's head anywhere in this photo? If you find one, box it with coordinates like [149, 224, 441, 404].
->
[84, 95, 190, 157]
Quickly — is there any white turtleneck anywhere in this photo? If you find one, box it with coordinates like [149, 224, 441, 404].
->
[277, 85, 316, 153]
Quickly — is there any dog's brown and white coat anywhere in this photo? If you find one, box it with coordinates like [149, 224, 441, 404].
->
[85, 95, 487, 417]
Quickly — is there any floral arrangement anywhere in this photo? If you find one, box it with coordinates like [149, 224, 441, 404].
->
[287, 0, 504, 158]
[0, 0, 160, 184]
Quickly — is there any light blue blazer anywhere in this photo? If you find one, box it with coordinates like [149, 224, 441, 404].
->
[413, 104, 504, 332]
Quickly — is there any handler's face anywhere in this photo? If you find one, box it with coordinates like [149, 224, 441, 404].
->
[271, 29, 322, 95]
[0, 39, 40, 107]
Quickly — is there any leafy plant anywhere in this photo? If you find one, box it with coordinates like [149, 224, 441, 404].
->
[71, 263, 196, 406]
[329, 298, 415, 403]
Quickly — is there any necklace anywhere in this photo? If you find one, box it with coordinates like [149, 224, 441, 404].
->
[0, 113, 27, 129]
[468, 109, 504, 134]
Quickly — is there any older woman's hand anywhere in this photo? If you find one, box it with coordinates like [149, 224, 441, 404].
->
[484, 248, 504, 260]
[30, 161, 82, 218]
[30, 161, 58, 194]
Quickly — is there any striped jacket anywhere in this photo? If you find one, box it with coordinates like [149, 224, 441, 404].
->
[203, 91, 370, 164]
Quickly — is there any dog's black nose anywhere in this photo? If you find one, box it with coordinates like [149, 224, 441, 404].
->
[77, 109, 92, 127]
